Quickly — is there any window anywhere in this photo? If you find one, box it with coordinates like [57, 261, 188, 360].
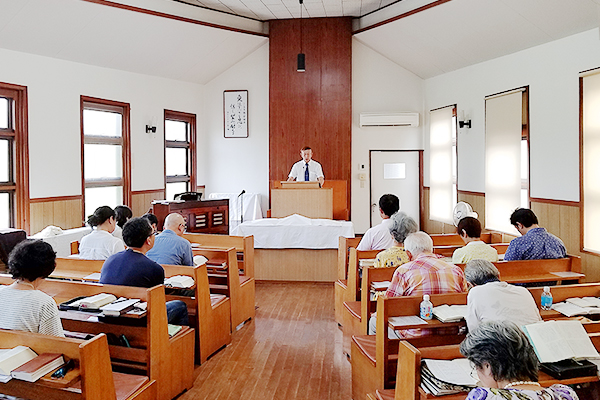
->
[484, 87, 529, 234]
[81, 97, 131, 219]
[581, 69, 600, 253]
[0, 83, 29, 230]
[164, 110, 196, 201]
[429, 105, 457, 224]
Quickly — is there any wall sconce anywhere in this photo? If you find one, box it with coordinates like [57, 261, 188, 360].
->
[458, 111, 471, 129]
[146, 124, 156, 133]
[297, 0, 305, 72]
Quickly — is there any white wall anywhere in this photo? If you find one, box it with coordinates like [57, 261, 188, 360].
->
[202, 43, 270, 215]
[352, 39, 424, 233]
[424, 28, 600, 202]
[0, 47, 204, 198]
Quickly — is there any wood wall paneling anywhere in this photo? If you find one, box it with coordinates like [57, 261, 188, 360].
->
[132, 189, 165, 217]
[29, 197, 84, 234]
[269, 17, 352, 215]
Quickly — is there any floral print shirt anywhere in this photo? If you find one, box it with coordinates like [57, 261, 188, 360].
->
[466, 384, 578, 400]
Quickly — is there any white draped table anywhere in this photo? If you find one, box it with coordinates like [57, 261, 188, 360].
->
[232, 214, 355, 282]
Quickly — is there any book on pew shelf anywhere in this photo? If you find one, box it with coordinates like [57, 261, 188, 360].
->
[165, 275, 194, 288]
[432, 304, 468, 323]
[100, 298, 140, 317]
[522, 320, 600, 363]
[71, 293, 117, 310]
[420, 361, 475, 396]
[193, 255, 208, 266]
[551, 302, 600, 317]
[359, 259, 375, 267]
[388, 315, 428, 326]
[0, 346, 38, 382]
[540, 359, 598, 380]
[10, 353, 64, 382]
[566, 297, 600, 308]
[82, 272, 101, 281]
[370, 281, 390, 290]
[168, 324, 183, 337]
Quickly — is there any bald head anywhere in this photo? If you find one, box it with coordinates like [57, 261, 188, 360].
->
[164, 213, 186, 236]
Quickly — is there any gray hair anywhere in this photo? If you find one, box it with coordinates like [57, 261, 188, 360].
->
[389, 212, 418, 244]
[460, 321, 539, 383]
[403, 232, 433, 255]
[464, 259, 500, 286]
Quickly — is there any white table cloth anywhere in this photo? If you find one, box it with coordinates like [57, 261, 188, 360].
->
[231, 214, 355, 249]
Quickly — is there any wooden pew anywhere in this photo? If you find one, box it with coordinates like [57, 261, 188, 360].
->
[0, 330, 156, 400]
[335, 247, 379, 326]
[334, 237, 361, 325]
[455, 255, 583, 285]
[385, 335, 600, 400]
[342, 265, 396, 355]
[0, 276, 194, 400]
[193, 246, 255, 330]
[182, 232, 254, 278]
[351, 292, 468, 400]
[430, 232, 499, 246]
[51, 257, 232, 364]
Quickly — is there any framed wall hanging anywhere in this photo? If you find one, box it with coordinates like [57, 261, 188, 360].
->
[224, 90, 248, 138]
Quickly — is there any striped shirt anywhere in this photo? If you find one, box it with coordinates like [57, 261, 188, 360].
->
[0, 286, 64, 337]
[384, 253, 468, 297]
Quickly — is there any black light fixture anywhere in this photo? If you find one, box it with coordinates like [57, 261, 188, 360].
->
[146, 124, 156, 133]
[458, 111, 471, 129]
[297, 0, 305, 72]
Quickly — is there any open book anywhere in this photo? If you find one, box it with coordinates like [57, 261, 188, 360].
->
[432, 304, 467, 323]
[420, 359, 476, 396]
[552, 302, 600, 317]
[566, 297, 600, 308]
[522, 320, 600, 363]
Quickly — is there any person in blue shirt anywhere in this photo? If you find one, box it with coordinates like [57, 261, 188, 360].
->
[146, 213, 194, 266]
[100, 217, 188, 325]
[503, 208, 567, 261]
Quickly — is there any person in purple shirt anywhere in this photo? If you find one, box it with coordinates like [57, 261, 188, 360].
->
[503, 208, 566, 261]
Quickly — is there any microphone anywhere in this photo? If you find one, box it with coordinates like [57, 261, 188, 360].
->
[238, 190, 246, 197]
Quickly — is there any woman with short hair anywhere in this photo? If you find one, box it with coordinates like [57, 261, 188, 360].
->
[113, 205, 133, 240]
[373, 211, 418, 268]
[460, 320, 578, 399]
[79, 205, 125, 260]
[0, 240, 64, 337]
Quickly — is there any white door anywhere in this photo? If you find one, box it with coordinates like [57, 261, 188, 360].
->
[370, 150, 421, 228]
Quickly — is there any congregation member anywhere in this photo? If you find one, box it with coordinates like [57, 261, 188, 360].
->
[464, 259, 541, 332]
[113, 205, 132, 240]
[460, 321, 578, 400]
[142, 213, 159, 233]
[100, 217, 188, 325]
[452, 216, 498, 263]
[0, 240, 64, 337]
[369, 231, 468, 335]
[504, 208, 567, 261]
[357, 194, 400, 251]
[287, 146, 324, 186]
[79, 206, 125, 260]
[373, 211, 418, 268]
[147, 213, 193, 266]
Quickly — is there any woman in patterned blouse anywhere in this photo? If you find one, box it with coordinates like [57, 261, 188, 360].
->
[460, 320, 578, 400]
[373, 211, 418, 268]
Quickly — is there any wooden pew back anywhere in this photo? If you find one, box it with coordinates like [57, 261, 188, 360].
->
[360, 266, 396, 334]
[338, 236, 361, 281]
[183, 232, 254, 278]
[347, 248, 381, 302]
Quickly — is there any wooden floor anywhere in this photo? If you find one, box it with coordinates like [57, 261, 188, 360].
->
[179, 281, 351, 400]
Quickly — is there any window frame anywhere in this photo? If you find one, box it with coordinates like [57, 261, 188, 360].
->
[0, 82, 29, 231]
[164, 110, 197, 199]
[80, 96, 131, 222]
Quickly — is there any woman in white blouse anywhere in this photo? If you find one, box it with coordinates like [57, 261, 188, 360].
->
[79, 206, 125, 260]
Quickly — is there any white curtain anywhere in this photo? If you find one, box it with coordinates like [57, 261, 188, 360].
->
[429, 106, 455, 225]
[485, 91, 523, 234]
[583, 71, 600, 252]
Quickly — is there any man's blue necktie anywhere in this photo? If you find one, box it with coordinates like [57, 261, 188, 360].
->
[305, 163, 309, 181]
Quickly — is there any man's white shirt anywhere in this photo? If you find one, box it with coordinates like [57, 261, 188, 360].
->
[288, 159, 324, 182]
[356, 219, 394, 251]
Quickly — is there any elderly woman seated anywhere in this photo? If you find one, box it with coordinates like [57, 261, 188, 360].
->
[373, 211, 418, 268]
[0, 240, 64, 337]
[460, 320, 578, 399]
[465, 259, 541, 332]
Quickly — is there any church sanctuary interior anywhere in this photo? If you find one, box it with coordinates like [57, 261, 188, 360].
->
[3, 0, 600, 399]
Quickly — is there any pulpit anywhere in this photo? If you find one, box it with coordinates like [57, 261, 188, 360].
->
[271, 182, 333, 219]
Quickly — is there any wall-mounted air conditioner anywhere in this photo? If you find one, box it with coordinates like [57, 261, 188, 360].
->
[359, 112, 420, 127]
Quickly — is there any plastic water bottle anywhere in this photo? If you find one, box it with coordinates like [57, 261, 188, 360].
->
[541, 286, 553, 310]
[420, 294, 433, 320]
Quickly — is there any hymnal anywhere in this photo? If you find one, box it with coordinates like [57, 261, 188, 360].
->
[72, 293, 117, 310]
[165, 275, 194, 288]
[522, 320, 599, 363]
[100, 298, 140, 317]
[11, 353, 64, 382]
[0, 346, 37, 382]
[432, 304, 468, 323]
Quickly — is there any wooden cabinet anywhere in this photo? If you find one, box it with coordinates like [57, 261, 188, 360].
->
[152, 200, 229, 234]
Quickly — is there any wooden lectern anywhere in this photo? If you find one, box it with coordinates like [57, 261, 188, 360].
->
[271, 181, 333, 219]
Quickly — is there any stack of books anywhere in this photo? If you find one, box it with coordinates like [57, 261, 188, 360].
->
[420, 359, 476, 396]
[0, 346, 65, 383]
